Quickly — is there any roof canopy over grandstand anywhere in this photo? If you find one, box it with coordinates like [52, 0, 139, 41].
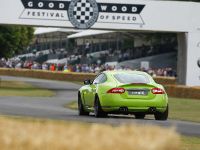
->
[34, 28, 81, 35]
[68, 30, 113, 39]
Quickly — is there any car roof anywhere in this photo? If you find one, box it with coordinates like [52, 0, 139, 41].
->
[103, 70, 149, 76]
[102, 70, 154, 83]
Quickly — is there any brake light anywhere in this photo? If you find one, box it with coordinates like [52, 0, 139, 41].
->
[107, 88, 125, 94]
[151, 88, 165, 94]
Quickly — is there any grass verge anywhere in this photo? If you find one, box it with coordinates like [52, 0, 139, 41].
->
[65, 97, 200, 123]
[65, 101, 78, 110]
[0, 116, 180, 150]
[0, 80, 54, 97]
[169, 97, 200, 123]
[71, 81, 84, 85]
[181, 136, 200, 150]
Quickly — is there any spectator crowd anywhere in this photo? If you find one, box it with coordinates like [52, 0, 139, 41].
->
[0, 58, 176, 77]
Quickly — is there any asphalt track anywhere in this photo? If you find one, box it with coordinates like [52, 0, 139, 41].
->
[0, 76, 200, 137]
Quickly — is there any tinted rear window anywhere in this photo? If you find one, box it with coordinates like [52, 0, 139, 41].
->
[114, 73, 150, 84]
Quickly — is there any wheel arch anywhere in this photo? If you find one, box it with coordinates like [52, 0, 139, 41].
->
[94, 93, 105, 107]
[94, 93, 99, 101]
[78, 90, 84, 104]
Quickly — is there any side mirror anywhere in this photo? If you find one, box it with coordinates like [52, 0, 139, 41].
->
[84, 79, 91, 85]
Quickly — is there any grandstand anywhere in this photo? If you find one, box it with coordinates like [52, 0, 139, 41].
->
[13, 27, 177, 73]
[117, 52, 177, 70]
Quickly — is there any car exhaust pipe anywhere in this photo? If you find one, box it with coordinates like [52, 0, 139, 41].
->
[148, 107, 157, 113]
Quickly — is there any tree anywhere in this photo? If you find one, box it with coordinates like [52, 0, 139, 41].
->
[0, 26, 34, 58]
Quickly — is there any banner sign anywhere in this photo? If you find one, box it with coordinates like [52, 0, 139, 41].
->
[20, 0, 145, 29]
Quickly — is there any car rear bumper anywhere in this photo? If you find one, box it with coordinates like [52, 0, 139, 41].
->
[99, 94, 168, 113]
[101, 106, 167, 113]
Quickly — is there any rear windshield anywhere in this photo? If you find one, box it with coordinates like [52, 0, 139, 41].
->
[114, 73, 150, 84]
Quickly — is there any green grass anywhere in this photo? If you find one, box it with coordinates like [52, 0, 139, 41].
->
[181, 136, 200, 150]
[0, 80, 55, 97]
[65, 101, 78, 110]
[169, 97, 200, 123]
[65, 97, 200, 123]
[71, 81, 84, 85]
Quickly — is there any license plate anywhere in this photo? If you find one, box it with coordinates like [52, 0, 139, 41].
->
[128, 90, 148, 95]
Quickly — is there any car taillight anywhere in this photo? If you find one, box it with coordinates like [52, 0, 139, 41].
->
[151, 88, 165, 94]
[107, 88, 125, 94]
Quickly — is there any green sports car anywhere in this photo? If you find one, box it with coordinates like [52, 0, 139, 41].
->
[78, 71, 168, 120]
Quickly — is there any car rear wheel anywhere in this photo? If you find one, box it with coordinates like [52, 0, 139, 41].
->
[78, 93, 89, 116]
[135, 113, 145, 119]
[94, 96, 107, 118]
[154, 105, 168, 121]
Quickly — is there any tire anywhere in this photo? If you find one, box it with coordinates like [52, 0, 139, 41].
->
[94, 96, 107, 118]
[78, 93, 89, 116]
[154, 105, 168, 121]
[135, 113, 145, 119]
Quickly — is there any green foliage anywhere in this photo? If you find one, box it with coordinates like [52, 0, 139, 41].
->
[0, 26, 34, 58]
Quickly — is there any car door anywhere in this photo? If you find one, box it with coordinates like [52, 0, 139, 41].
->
[85, 73, 105, 107]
